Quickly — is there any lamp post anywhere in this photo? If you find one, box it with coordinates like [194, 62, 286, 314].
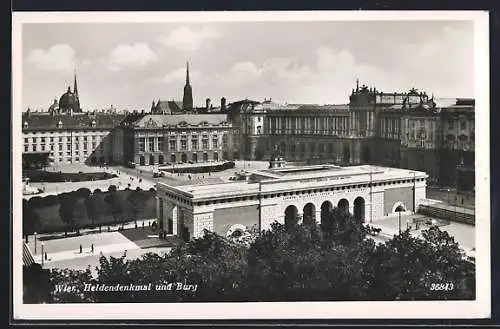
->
[447, 188, 451, 204]
[34, 232, 37, 254]
[398, 210, 401, 234]
[41, 242, 45, 266]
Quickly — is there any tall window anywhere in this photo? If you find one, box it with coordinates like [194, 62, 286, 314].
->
[202, 135, 209, 150]
[281, 118, 286, 134]
[290, 118, 296, 134]
[192, 136, 198, 150]
[138, 138, 145, 152]
[300, 117, 306, 134]
[222, 134, 228, 148]
[157, 138, 164, 152]
[148, 137, 155, 152]
[181, 136, 187, 151]
[309, 117, 315, 134]
[460, 120, 466, 130]
[169, 138, 176, 151]
[448, 120, 454, 129]
[24, 145, 28, 152]
[212, 135, 218, 149]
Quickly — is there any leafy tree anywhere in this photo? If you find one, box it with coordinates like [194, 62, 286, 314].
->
[49, 267, 97, 303]
[104, 190, 124, 224]
[58, 192, 78, 235]
[76, 187, 91, 200]
[127, 188, 148, 226]
[85, 193, 104, 227]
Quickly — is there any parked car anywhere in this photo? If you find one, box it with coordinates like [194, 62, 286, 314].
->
[127, 161, 136, 168]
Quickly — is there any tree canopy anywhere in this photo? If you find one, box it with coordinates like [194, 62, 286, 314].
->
[40, 207, 475, 303]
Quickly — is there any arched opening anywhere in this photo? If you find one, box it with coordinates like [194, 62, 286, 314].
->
[139, 156, 145, 166]
[213, 152, 219, 161]
[181, 153, 187, 163]
[395, 205, 405, 212]
[233, 151, 239, 160]
[203, 152, 208, 162]
[338, 198, 349, 214]
[231, 229, 243, 238]
[284, 205, 299, 228]
[303, 203, 316, 225]
[192, 153, 198, 163]
[158, 155, 165, 165]
[149, 154, 155, 165]
[320, 201, 333, 232]
[353, 197, 365, 223]
[170, 154, 176, 163]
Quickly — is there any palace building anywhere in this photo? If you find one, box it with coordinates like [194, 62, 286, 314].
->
[155, 164, 428, 240]
[227, 82, 475, 190]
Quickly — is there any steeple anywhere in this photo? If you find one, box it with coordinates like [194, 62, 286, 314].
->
[182, 61, 193, 111]
[73, 68, 78, 96]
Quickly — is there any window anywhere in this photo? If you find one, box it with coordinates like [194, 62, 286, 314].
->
[50, 144, 54, 151]
[202, 135, 209, 150]
[24, 145, 28, 152]
[192, 137, 198, 150]
[83, 137, 87, 142]
[66, 151, 71, 156]
[32, 137, 36, 143]
[460, 120, 466, 130]
[138, 138, 145, 152]
[84, 143, 88, 150]
[169, 139, 176, 151]
[41, 137, 46, 143]
[212, 136, 218, 149]
[158, 138, 164, 152]
[32, 145, 37, 152]
[75, 143, 80, 149]
[222, 134, 228, 148]
[75, 157, 79, 162]
[448, 120, 454, 129]
[24, 138, 28, 144]
[59, 152, 63, 157]
[181, 139, 187, 151]
[92, 142, 96, 149]
[148, 137, 155, 152]
[281, 119, 286, 134]
[67, 143, 71, 149]
[50, 137, 54, 142]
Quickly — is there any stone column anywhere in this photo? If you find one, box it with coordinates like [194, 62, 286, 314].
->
[172, 205, 178, 235]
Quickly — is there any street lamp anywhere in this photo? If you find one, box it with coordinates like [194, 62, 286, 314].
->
[398, 210, 401, 234]
[447, 188, 451, 204]
[34, 232, 37, 254]
[41, 242, 45, 266]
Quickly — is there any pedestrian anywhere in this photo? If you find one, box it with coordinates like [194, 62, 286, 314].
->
[79, 244, 82, 254]
[91, 244, 94, 253]
[142, 221, 145, 228]
[44, 252, 47, 260]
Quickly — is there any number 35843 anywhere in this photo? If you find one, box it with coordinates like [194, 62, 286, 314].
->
[430, 283, 454, 291]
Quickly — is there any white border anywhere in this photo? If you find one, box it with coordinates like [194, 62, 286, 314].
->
[12, 11, 490, 320]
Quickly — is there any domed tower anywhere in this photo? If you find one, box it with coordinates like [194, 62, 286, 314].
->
[58, 69, 81, 113]
[182, 61, 193, 112]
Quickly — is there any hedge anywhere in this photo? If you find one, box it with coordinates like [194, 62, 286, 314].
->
[23, 187, 157, 235]
[162, 161, 235, 174]
[24, 170, 118, 183]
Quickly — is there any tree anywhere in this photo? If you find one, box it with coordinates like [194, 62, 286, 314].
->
[85, 193, 104, 228]
[127, 188, 148, 226]
[105, 190, 124, 225]
[58, 192, 78, 235]
[49, 267, 97, 303]
[76, 187, 91, 200]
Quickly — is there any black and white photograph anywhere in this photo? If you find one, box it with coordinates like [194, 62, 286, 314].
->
[12, 11, 490, 320]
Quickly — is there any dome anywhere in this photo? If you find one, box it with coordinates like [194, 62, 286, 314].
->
[48, 98, 59, 113]
[58, 86, 81, 113]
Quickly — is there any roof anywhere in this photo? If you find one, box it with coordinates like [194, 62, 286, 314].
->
[134, 114, 231, 128]
[22, 112, 127, 130]
[153, 100, 183, 114]
[158, 164, 428, 200]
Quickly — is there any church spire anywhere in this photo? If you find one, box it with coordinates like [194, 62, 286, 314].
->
[182, 61, 193, 111]
[73, 68, 78, 96]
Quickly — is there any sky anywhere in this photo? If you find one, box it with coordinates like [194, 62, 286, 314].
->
[21, 20, 474, 112]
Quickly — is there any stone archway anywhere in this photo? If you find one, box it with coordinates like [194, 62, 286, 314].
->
[149, 154, 155, 165]
[338, 198, 349, 214]
[353, 197, 365, 223]
[320, 201, 333, 231]
[158, 154, 165, 165]
[181, 153, 187, 163]
[170, 154, 176, 163]
[284, 205, 299, 228]
[303, 203, 316, 225]
[139, 155, 145, 166]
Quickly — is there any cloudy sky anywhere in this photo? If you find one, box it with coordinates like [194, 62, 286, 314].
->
[21, 20, 474, 111]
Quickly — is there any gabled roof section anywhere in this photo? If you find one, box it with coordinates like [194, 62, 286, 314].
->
[22, 112, 127, 130]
